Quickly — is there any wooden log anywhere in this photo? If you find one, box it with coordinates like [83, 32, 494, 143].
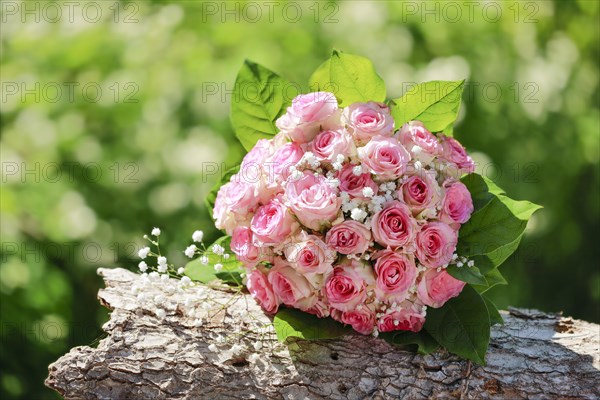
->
[45, 268, 600, 399]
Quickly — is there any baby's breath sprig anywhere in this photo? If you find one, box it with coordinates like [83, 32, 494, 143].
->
[132, 227, 281, 359]
[135, 227, 244, 289]
[136, 227, 210, 282]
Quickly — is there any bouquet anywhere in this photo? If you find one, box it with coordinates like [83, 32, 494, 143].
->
[215, 93, 477, 334]
[142, 51, 541, 364]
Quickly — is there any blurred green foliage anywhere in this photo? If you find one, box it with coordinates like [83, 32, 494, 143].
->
[1, 1, 598, 398]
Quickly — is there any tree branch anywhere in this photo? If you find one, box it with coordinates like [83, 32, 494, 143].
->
[46, 268, 600, 399]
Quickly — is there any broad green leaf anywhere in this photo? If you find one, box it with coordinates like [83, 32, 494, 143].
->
[309, 51, 386, 106]
[391, 80, 464, 132]
[461, 173, 506, 211]
[472, 268, 508, 294]
[308, 59, 332, 92]
[470, 255, 496, 275]
[204, 164, 240, 216]
[273, 308, 350, 341]
[230, 60, 297, 151]
[380, 330, 440, 355]
[457, 194, 542, 258]
[475, 233, 525, 273]
[483, 296, 504, 325]
[424, 285, 490, 364]
[446, 264, 487, 285]
[459, 173, 541, 270]
[185, 236, 244, 285]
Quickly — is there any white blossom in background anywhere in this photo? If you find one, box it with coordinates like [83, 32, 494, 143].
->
[138, 261, 148, 272]
[151, 227, 161, 236]
[184, 244, 197, 258]
[192, 230, 204, 242]
[180, 276, 191, 286]
[351, 207, 368, 221]
[212, 244, 225, 256]
[157, 256, 168, 273]
[138, 247, 150, 259]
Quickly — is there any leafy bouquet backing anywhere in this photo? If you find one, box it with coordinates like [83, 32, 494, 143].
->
[138, 51, 541, 364]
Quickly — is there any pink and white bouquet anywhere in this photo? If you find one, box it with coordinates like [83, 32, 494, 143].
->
[214, 91, 478, 337]
[141, 51, 540, 364]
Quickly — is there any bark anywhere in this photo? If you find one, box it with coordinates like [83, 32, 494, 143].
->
[46, 268, 599, 400]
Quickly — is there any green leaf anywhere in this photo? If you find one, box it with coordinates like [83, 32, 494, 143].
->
[273, 308, 351, 341]
[309, 51, 386, 106]
[230, 60, 297, 151]
[443, 124, 454, 136]
[391, 80, 464, 132]
[446, 264, 487, 285]
[475, 233, 525, 273]
[380, 330, 440, 354]
[308, 59, 331, 92]
[204, 164, 240, 216]
[457, 194, 542, 258]
[483, 296, 504, 325]
[459, 173, 542, 264]
[424, 285, 490, 364]
[185, 236, 244, 285]
[472, 268, 508, 294]
[461, 173, 506, 211]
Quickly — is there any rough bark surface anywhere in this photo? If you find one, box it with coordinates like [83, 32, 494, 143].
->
[46, 268, 599, 400]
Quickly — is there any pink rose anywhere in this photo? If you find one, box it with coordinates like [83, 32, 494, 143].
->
[326, 220, 371, 255]
[324, 262, 371, 312]
[399, 171, 441, 216]
[337, 163, 378, 199]
[397, 121, 442, 162]
[247, 268, 280, 314]
[341, 308, 376, 335]
[213, 182, 233, 232]
[239, 140, 274, 195]
[212, 180, 255, 235]
[266, 142, 304, 185]
[241, 138, 275, 169]
[342, 102, 394, 143]
[305, 297, 330, 318]
[377, 305, 425, 333]
[310, 129, 355, 162]
[373, 250, 417, 301]
[417, 268, 466, 308]
[231, 226, 261, 266]
[371, 201, 418, 249]
[268, 259, 316, 310]
[251, 197, 297, 245]
[439, 180, 474, 226]
[439, 134, 475, 174]
[284, 232, 335, 275]
[290, 92, 338, 123]
[415, 222, 458, 268]
[223, 178, 259, 213]
[329, 308, 343, 323]
[358, 136, 411, 180]
[285, 171, 341, 230]
[276, 92, 338, 143]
